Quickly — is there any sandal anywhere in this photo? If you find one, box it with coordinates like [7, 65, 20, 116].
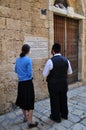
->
[28, 122, 38, 128]
[23, 117, 27, 122]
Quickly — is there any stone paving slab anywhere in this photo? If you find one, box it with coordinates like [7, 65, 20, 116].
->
[68, 123, 86, 130]
[0, 86, 86, 130]
[81, 118, 86, 126]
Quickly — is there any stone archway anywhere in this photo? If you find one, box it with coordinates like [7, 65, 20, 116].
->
[48, 0, 85, 85]
[50, 0, 85, 15]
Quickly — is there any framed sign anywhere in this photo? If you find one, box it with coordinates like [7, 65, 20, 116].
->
[24, 36, 48, 59]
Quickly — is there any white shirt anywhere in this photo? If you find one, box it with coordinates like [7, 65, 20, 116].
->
[43, 53, 73, 77]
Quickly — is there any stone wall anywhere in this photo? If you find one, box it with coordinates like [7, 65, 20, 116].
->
[83, 0, 86, 82]
[0, 0, 86, 114]
[0, 0, 49, 114]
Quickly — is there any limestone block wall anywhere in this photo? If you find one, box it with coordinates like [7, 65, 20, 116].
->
[0, 0, 49, 114]
[76, 0, 86, 83]
[0, 0, 86, 115]
[83, 2, 86, 82]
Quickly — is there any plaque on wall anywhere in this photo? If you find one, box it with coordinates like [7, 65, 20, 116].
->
[24, 36, 48, 59]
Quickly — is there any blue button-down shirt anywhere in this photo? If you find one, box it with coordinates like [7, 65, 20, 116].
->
[15, 56, 33, 81]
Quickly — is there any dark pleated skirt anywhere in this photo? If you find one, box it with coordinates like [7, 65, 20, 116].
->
[16, 80, 35, 111]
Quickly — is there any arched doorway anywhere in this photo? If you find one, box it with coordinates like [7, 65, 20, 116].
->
[49, 0, 85, 84]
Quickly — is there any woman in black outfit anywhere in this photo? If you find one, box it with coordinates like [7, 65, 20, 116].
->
[15, 44, 38, 128]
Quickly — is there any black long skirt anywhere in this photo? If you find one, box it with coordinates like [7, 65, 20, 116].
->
[16, 80, 35, 111]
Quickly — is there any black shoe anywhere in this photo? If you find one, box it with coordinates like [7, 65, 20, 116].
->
[61, 115, 68, 120]
[28, 122, 38, 129]
[50, 115, 61, 123]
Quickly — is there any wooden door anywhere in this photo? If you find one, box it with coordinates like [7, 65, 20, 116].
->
[67, 18, 79, 83]
[54, 15, 79, 84]
[54, 15, 65, 55]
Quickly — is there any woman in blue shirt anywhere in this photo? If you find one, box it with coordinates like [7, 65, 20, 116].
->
[15, 44, 38, 128]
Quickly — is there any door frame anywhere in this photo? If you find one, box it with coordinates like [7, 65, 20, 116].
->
[48, 9, 85, 84]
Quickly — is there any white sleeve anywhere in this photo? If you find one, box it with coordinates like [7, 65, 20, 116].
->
[43, 59, 53, 77]
[67, 60, 73, 75]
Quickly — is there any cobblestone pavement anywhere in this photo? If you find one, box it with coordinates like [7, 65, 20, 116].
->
[0, 86, 86, 130]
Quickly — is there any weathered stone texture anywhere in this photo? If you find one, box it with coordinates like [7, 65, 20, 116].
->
[33, 59, 48, 100]
[6, 19, 21, 30]
[0, 0, 48, 114]
[0, 18, 6, 29]
[0, 0, 86, 114]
